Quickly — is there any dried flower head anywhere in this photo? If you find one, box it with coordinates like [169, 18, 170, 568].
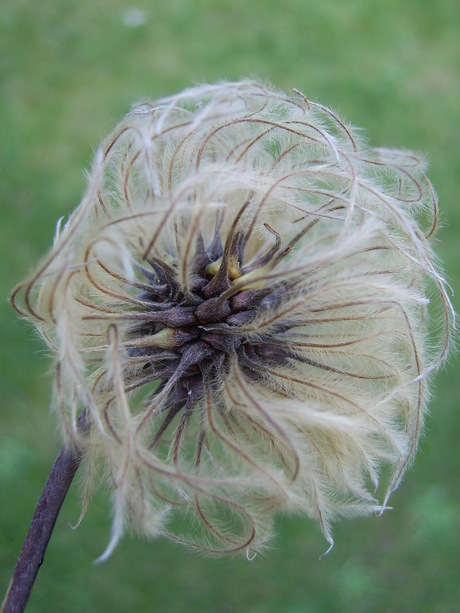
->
[11, 81, 453, 558]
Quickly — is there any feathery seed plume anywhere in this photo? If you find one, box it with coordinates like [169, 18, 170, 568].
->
[11, 80, 454, 558]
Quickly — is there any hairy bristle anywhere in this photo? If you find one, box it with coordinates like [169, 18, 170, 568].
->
[11, 80, 454, 557]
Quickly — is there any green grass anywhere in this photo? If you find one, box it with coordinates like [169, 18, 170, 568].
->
[1, 1, 459, 611]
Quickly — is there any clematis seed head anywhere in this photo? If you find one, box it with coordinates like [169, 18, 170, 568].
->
[11, 80, 454, 558]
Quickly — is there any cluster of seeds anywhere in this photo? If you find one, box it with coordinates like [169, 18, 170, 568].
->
[11, 81, 453, 557]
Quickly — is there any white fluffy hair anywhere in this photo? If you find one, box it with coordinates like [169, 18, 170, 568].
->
[11, 80, 454, 558]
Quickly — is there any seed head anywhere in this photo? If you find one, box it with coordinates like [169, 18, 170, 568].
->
[11, 81, 454, 558]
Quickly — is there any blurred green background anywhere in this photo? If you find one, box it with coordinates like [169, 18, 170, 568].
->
[1, 1, 459, 611]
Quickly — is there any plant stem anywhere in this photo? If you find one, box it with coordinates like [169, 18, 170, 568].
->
[1, 412, 87, 613]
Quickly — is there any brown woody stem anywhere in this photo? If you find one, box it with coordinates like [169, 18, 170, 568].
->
[1, 412, 87, 613]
